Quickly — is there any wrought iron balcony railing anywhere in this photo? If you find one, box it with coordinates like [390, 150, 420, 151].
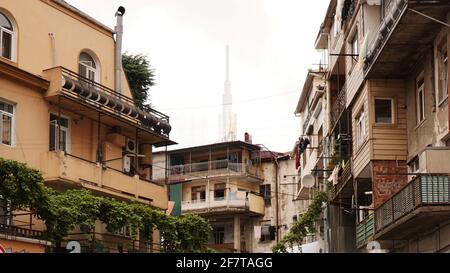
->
[330, 83, 347, 131]
[59, 67, 171, 138]
[356, 214, 374, 248]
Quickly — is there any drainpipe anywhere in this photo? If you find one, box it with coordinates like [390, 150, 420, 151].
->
[275, 156, 280, 244]
[115, 6, 126, 94]
[49, 33, 57, 67]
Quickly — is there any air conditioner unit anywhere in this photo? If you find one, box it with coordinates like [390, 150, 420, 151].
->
[125, 138, 137, 154]
[123, 156, 131, 173]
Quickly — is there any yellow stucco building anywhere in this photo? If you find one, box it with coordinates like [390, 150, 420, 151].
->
[0, 0, 174, 253]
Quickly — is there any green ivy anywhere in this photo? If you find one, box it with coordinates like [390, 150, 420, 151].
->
[272, 191, 328, 253]
[0, 158, 212, 253]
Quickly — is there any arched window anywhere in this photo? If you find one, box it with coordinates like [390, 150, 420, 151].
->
[79, 52, 99, 83]
[0, 12, 14, 60]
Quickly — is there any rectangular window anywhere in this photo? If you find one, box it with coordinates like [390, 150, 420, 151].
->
[1, 30, 12, 60]
[0, 100, 14, 146]
[318, 127, 323, 155]
[49, 113, 69, 152]
[355, 106, 366, 148]
[260, 225, 276, 242]
[333, 18, 339, 38]
[374, 98, 394, 124]
[213, 227, 225, 244]
[351, 31, 358, 65]
[260, 184, 272, 206]
[214, 183, 226, 201]
[417, 77, 425, 124]
[438, 40, 448, 104]
[191, 186, 206, 202]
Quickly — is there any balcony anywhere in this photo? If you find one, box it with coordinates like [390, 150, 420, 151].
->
[356, 214, 374, 249]
[40, 151, 168, 210]
[420, 148, 450, 174]
[0, 224, 45, 241]
[364, 0, 446, 78]
[181, 191, 265, 216]
[374, 174, 450, 240]
[330, 83, 347, 132]
[329, 159, 352, 201]
[168, 160, 263, 184]
[43, 67, 174, 146]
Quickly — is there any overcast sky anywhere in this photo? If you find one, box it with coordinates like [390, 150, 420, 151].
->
[68, 0, 329, 153]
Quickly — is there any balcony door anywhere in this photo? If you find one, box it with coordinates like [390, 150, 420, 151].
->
[49, 113, 70, 153]
[79, 52, 99, 84]
[191, 186, 206, 203]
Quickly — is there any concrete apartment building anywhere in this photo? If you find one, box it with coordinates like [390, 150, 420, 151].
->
[153, 140, 305, 253]
[307, 0, 450, 252]
[293, 68, 329, 253]
[0, 0, 174, 252]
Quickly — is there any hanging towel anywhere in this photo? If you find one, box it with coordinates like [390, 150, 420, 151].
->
[328, 165, 340, 186]
[254, 226, 262, 239]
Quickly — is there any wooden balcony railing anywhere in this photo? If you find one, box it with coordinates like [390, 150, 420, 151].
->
[375, 174, 450, 234]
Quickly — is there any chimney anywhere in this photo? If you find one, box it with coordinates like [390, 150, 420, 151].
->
[245, 132, 253, 144]
[115, 6, 126, 94]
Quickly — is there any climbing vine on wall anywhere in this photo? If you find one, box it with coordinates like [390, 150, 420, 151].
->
[272, 191, 328, 253]
[0, 158, 212, 253]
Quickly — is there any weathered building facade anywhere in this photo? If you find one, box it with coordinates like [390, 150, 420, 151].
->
[307, 0, 450, 253]
[153, 141, 307, 253]
[0, 0, 174, 252]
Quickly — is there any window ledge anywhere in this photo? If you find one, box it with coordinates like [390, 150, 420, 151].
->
[414, 119, 427, 131]
[372, 122, 397, 128]
[353, 138, 369, 158]
[0, 143, 15, 149]
[0, 56, 17, 67]
[438, 96, 449, 108]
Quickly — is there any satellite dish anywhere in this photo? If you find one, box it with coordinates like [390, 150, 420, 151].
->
[367, 241, 381, 251]
[302, 174, 315, 188]
[367, 241, 388, 253]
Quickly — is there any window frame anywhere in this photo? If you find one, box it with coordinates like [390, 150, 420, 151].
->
[350, 30, 359, 67]
[213, 227, 225, 245]
[355, 105, 367, 149]
[374, 97, 395, 125]
[78, 52, 100, 83]
[49, 113, 71, 153]
[0, 11, 16, 62]
[416, 75, 425, 124]
[0, 99, 15, 147]
[437, 38, 448, 106]
[260, 184, 272, 207]
[214, 183, 226, 201]
[191, 186, 206, 203]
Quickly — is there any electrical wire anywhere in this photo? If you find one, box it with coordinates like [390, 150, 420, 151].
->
[151, 163, 303, 199]
[159, 90, 298, 111]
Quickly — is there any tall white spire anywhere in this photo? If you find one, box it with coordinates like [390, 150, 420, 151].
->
[219, 45, 237, 142]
